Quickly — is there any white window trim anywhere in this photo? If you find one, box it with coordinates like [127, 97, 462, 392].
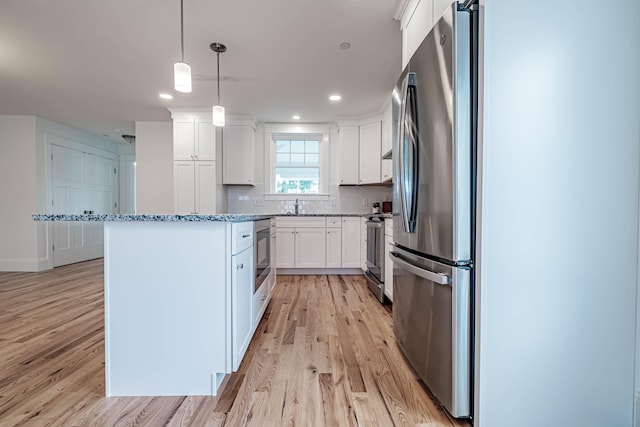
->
[263, 124, 330, 199]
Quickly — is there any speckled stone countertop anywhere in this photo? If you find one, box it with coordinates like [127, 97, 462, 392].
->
[32, 213, 393, 222]
[32, 214, 274, 222]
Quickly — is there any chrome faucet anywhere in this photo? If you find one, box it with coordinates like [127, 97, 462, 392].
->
[294, 198, 299, 215]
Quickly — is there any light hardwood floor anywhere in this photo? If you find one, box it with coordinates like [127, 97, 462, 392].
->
[0, 259, 469, 426]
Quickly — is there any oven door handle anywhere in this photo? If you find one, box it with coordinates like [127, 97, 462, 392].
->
[389, 252, 450, 286]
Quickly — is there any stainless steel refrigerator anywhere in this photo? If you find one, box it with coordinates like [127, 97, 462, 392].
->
[391, 1, 478, 419]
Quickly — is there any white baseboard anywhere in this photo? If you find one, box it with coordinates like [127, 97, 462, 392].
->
[0, 257, 51, 272]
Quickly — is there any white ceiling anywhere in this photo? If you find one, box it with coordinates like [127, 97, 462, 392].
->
[0, 0, 402, 144]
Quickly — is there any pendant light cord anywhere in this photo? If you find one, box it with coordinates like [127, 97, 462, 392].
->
[217, 51, 221, 104]
[180, 0, 185, 62]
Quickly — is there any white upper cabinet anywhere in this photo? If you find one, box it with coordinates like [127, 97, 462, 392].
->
[433, 0, 453, 23]
[381, 103, 393, 182]
[401, 0, 433, 69]
[174, 118, 215, 161]
[338, 126, 359, 185]
[359, 121, 382, 184]
[223, 125, 255, 185]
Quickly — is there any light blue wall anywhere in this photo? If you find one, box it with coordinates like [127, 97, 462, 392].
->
[476, 1, 640, 426]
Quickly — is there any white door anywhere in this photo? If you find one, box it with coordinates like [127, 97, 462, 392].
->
[52, 144, 117, 267]
[173, 161, 195, 214]
[195, 161, 216, 214]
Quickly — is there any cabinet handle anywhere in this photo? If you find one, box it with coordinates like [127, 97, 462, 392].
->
[261, 295, 267, 301]
[242, 234, 250, 238]
[237, 263, 244, 270]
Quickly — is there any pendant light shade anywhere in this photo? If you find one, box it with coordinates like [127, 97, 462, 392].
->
[174, 62, 192, 93]
[212, 105, 225, 127]
[210, 42, 226, 127]
[174, 0, 191, 93]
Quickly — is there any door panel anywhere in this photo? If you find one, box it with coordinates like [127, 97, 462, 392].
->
[51, 144, 116, 267]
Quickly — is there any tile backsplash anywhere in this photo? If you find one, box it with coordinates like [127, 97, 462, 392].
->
[227, 184, 392, 215]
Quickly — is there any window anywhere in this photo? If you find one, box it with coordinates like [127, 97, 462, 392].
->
[274, 136, 321, 194]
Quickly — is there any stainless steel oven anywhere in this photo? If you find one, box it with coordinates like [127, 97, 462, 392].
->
[365, 216, 385, 303]
[254, 219, 271, 292]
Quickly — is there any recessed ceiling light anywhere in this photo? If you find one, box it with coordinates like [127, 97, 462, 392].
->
[292, 115, 300, 120]
[159, 93, 173, 100]
[339, 42, 351, 50]
[329, 94, 342, 101]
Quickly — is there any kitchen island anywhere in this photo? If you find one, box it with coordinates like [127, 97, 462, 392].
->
[33, 214, 272, 397]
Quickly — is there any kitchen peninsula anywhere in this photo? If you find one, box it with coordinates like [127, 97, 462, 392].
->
[34, 214, 272, 397]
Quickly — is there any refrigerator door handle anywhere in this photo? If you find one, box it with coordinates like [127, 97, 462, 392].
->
[399, 72, 419, 233]
[390, 251, 451, 285]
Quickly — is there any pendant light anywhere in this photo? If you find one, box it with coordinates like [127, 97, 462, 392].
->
[174, 0, 191, 93]
[210, 42, 226, 127]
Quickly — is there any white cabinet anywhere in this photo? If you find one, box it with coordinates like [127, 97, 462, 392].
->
[172, 115, 217, 214]
[360, 217, 367, 271]
[231, 221, 254, 372]
[276, 228, 295, 268]
[173, 161, 216, 214]
[223, 125, 254, 185]
[341, 217, 361, 268]
[326, 226, 342, 268]
[174, 118, 215, 161]
[433, 0, 453, 23]
[231, 245, 253, 371]
[339, 126, 360, 185]
[381, 103, 393, 182]
[384, 218, 394, 302]
[276, 217, 327, 268]
[359, 121, 382, 184]
[253, 277, 269, 329]
[401, 0, 433, 69]
[270, 218, 277, 294]
[295, 228, 326, 268]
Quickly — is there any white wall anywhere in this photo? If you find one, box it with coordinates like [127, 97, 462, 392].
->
[0, 116, 40, 271]
[135, 121, 173, 214]
[476, 1, 640, 426]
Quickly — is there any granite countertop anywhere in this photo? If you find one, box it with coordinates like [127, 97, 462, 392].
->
[32, 214, 275, 222]
[32, 212, 394, 222]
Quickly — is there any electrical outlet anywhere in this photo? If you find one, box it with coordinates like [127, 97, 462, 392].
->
[254, 198, 264, 206]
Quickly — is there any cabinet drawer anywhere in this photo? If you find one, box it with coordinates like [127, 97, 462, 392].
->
[253, 279, 270, 326]
[276, 216, 326, 228]
[326, 217, 341, 228]
[232, 222, 254, 255]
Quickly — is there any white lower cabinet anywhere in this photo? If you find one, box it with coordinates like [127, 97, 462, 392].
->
[231, 223, 254, 372]
[295, 228, 326, 268]
[276, 228, 296, 268]
[384, 218, 394, 302]
[341, 217, 361, 268]
[253, 278, 269, 328]
[326, 227, 342, 268]
[360, 217, 368, 271]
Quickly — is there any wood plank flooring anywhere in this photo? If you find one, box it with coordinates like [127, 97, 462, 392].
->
[0, 260, 470, 426]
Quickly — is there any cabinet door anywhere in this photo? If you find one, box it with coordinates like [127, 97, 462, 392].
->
[174, 161, 195, 214]
[223, 126, 254, 185]
[195, 161, 216, 214]
[195, 118, 215, 161]
[339, 126, 359, 185]
[326, 228, 342, 268]
[381, 159, 393, 182]
[360, 217, 367, 271]
[276, 228, 295, 268]
[384, 238, 394, 302]
[174, 119, 195, 161]
[232, 246, 254, 371]
[381, 102, 393, 156]
[295, 228, 326, 268]
[433, 0, 452, 24]
[270, 221, 277, 293]
[359, 121, 382, 184]
[341, 217, 361, 268]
